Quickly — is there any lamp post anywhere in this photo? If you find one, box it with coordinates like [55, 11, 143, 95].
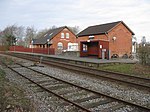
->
[47, 39, 50, 55]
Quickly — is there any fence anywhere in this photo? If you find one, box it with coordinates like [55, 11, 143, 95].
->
[0, 46, 8, 51]
[9, 46, 55, 55]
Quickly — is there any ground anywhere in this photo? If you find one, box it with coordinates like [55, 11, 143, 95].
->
[0, 55, 149, 112]
[0, 57, 34, 112]
[98, 63, 150, 78]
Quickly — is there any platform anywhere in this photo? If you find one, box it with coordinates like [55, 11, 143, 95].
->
[7, 51, 138, 67]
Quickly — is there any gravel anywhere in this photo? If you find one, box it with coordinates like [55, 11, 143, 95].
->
[29, 65, 150, 106]
[27, 66, 149, 110]
[90, 101, 119, 111]
[1, 54, 150, 111]
[2, 65, 81, 112]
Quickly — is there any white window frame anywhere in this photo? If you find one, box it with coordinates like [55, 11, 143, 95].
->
[58, 42, 63, 49]
[61, 33, 64, 38]
[66, 33, 69, 39]
[83, 44, 87, 52]
[67, 42, 72, 51]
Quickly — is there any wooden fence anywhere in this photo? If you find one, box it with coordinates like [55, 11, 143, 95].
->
[0, 45, 8, 51]
[9, 46, 55, 55]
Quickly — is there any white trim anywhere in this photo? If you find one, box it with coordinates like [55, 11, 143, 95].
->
[61, 33, 64, 38]
[66, 33, 69, 38]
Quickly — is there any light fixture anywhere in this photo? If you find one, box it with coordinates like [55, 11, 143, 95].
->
[112, 37, 116, 41]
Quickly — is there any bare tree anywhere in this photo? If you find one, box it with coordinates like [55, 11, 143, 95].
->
[24, 26, 37, 47]
[0, 30, 3, 45]
[68, 26, 80, 34]
[51, 25, 57, 29]
[36, 28, 49, 39]
[1, 24, 24, 46]
[141, 36, 146, 46]
[35, 26, 57, 39]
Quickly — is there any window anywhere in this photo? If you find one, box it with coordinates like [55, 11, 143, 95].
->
[49, 33, 53, 36]
[44, 34, 47, 37]
[83, 44, 87, 52]
[61, 33, 64, 38]
[58, 42, 63, 49]
[68, 42, 72, 51]
[66, 33, 69, 38]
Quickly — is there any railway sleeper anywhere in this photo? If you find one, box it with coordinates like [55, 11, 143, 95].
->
[35, 79, 55, 84]
[64, 90, 89, 98]
[8, 66, 22, 68]
[56, 87, 79, 95]
[44, 83, 68, 88]
[35, 88, 45, 93]
[84, 99, 113, 109]
[129, 107, 147, 112]
[73, 95, 101, 103]
[32, 77, 51, 81]
[40, 82, 60, 87]
[47, 84, 70, 90]
[39, 80, 61, 85]
[101, 103, 126, 112]
[56, 101, 71, 107]
[67, 106, 84, 112]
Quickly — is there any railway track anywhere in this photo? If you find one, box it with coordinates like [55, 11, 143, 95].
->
[4, 61, 149, 112]
[5, 52, 150, 91]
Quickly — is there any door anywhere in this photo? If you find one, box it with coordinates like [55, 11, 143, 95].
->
[88, 42, 98, 57]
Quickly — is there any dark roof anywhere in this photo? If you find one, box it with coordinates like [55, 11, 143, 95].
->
[33, 26, 66, 45]
[77, 21, 134, 37]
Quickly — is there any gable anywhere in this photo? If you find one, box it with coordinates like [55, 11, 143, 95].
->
[33, 26, 76, 45]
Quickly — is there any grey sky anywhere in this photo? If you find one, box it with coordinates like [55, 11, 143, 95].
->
[0, 0, 150, 42]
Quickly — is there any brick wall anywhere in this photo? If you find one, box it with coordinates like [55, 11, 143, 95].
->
[108, 23, 132, 57]
[50, 28, 77, 54]
[77, 22, 132, 57]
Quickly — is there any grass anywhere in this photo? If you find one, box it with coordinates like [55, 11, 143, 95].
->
[0, 56, 14, 65]
[0, 67, 34, 111]
[98, 63, 150, 78]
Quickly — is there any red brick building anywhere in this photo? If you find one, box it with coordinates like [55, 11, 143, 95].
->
[77, 21, 135, 58]
[32, 26, 78, 54]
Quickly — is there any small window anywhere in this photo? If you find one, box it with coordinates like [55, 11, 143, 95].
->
[44, 34, 47, 37]
[83, 44, 87, 52]
[58, 42, 63, 49]
[49, 33, 53, 36]
[61, 33, 64, 38]
[66, 33, 69, 38]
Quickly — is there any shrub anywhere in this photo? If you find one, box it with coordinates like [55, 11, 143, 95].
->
[137, 45, 150, 65]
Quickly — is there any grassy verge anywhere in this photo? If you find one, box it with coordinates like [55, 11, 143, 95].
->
[0, 56, 14, 65]
[98, 63, 150, 78]
[0, 67, 34, 111]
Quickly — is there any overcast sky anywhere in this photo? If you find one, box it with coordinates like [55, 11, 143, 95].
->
[0, 0, 150, 42]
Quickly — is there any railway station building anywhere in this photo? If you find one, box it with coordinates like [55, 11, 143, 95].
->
[32, 26, 78, 54]
[77, 21, 135, 59]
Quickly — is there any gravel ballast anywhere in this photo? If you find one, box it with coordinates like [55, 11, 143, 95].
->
[1, 54, 150, 111]
[29, 65, 150, 107]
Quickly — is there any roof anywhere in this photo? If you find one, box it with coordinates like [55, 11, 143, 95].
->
[33, 26, 66, 45]
[77, 21, 134, 37]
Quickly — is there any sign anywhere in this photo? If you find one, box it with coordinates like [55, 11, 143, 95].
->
[100, 45, 102, 48]
[87, 40, 90, 42]
[89, 35, 94, 39]
[102, 49, 106, 52]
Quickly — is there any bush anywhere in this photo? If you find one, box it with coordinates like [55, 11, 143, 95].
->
[137, 45, 150, 65]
